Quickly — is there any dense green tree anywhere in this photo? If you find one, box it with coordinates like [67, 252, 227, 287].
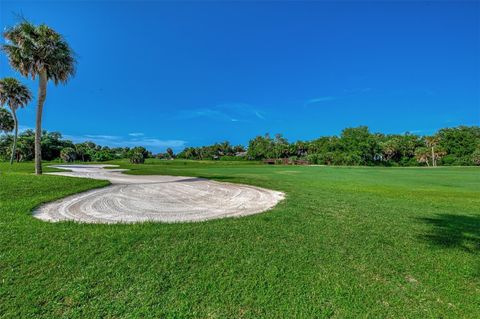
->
[437, 126, 480, 165]
[339, 126, 379, 165]
[128, 146, 148, 164]
[60, 147, 76, 162]
[75, 142, 94, 162]
[247, 134, 275, 160]
[3, 21, 76, 174]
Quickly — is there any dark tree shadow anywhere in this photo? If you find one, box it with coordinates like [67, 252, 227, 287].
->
[417, 214, 480, 254]
[171, 177, 206, 183]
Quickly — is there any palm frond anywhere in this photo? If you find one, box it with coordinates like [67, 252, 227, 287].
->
[2, 21, 76, 84]
[0, 77, 33, 111]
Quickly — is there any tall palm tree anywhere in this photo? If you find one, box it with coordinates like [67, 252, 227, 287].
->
[2, 21, 76, 174]
[0, 78, 32, 164]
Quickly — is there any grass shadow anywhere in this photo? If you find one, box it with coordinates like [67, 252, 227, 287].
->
[418, 214, 480, 254]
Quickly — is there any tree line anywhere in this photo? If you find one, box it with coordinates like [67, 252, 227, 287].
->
[0, 125, 478, 166]
[0, 130, 155, 164]
[178, 125, 480, 166]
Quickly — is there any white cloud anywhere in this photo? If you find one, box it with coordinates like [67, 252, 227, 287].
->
[63, 134, 186, 151]
[84, 134, 120, 140]
[305, 96, 336, 106]
[178, 102, 266, 122]
[128, 132, 144, 137]
[254, 111, 265, 119]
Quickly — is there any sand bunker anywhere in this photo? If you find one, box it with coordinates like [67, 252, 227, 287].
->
[33, 165, 284, 224]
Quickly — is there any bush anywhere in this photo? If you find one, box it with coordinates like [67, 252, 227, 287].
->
[472, 149, 480, 166]
[307, 154, 320, 164]
[440, 154, 473, 166]
[128, 146, 148, 164]
[92, 150, 115, 162]
[129, 152, 145, 164]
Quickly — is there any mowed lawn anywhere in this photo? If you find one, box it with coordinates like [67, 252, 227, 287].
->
[0, 160, 479, 318]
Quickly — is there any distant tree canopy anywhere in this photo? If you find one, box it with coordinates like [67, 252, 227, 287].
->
[246, 125, 479, 166]
[0, 125, 478, 166]
[176, 141, 246, 161]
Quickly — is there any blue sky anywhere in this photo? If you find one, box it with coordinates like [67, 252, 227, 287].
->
[1, 1, 479, 152]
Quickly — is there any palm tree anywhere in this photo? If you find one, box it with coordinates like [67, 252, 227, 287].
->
[425, 136, 440, 167]
[0, 78, 32, 164]
[2, 21, 76, 174]
[415, 147, 430, 167]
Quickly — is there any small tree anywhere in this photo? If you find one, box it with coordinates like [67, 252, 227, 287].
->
[129, 152, 144, 164]
[60, 147, 76, 162]
[128, 146, 147, 164]
[166, 147, 174, 159]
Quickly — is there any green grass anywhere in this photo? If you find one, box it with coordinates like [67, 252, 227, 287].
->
[1, 160, 479, 318]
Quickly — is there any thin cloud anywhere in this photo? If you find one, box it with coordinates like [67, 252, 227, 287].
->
[178, 103, 266, 122]
[185, 108, 234, 122]
[305, 96, 336, 106]
[254, 111, 265, 119]
[343, 87, 372, 94]
[128, 132, 144, 137]
[84, 134, 120, 140]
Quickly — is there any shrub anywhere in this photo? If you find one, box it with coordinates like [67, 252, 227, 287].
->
[472, 149, 480, 166]
[129, 152, 145, 164]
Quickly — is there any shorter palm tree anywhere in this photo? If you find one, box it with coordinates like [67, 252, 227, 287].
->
[425, 136, 440, 166]
[0, 78, 32, 164]
[0, 108, 14, 133]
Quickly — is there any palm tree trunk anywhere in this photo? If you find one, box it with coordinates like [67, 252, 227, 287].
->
[9, 109, 18, 165]
[431, 146, 435, 167]
[35, 69, 48, 175]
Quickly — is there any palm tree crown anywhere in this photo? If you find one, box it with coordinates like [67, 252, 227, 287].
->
[2, 21, 76, 84]
[0, 78, 32, 111]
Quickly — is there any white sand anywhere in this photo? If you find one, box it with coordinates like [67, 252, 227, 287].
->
[33, 165, 284, 224]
